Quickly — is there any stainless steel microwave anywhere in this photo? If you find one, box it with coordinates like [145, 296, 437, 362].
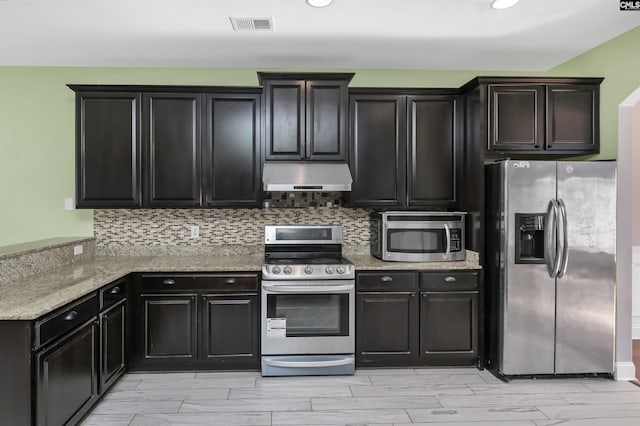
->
[371, 211, 466, 262]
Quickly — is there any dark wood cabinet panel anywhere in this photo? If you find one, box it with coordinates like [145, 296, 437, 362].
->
[264, 80, 305, 160]
[143, 93, 202, 206]
[76, 92, 141, 207]
[489, 85, 545, 152]
[420, 292, 478, 366]
[204, 93, 261, 207]
[100, 299, 126, 393]
[546, 84, 598, 152]
[356, 292, 419, 367]
[349, 94, 406, 207]
[36, 320, 98, 426]
[407, 95, 458, 206]
[142, 295, 197, 365]
[200, 294, 259, 369]
[306, 80, 348, 160]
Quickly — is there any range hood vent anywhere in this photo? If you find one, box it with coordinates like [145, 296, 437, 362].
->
[263, 162, 353, 192]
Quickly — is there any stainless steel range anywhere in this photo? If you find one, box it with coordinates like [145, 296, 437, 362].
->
[261, 225, 355, 376]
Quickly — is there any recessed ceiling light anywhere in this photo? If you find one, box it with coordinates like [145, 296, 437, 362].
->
[491, 0, 520, 9]
[306, 0, 333, 8]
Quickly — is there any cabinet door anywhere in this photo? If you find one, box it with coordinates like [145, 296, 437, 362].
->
[407, 95, 458, 206]
[76, 92, 141, 207]
[546, 84, 599, 153]
[264, 79, 305, 160]
[143, 93, 202, 206]
[356, 292, 419, 366]
[306, 80, 348, 160]
[488, 85, 545, 152]
[141, 295, 197, 367]
[203, 93, 261, 207]
[200, 294, 259, 369]
[99, 299, 126, 393]
[36, 321, 98, 426]
[349, 94, 406, 207]
[420, 292, 478, 365]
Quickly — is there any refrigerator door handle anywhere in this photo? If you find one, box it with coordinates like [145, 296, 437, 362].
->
[544, 199, 561, 278]
[557, 198, 569, 278]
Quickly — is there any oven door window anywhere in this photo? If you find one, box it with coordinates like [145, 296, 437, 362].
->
[266, 293, 349, 337]
[387, 229, 446, 253]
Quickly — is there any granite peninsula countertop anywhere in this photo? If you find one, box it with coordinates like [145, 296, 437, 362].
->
[1, 251, 481, 321]
[0, 254, 264, 320]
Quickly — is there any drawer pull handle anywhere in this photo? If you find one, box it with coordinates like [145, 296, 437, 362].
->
[162, 279, 176, 286]
[381, 276, 393, 282]
[109, 286, 121, 294]
[224, 278, 236, 285]
[444, 276, 457, 283]
[64, 311, 78, 321]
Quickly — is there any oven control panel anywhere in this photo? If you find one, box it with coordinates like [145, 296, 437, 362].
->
[262, 264, 355, 280]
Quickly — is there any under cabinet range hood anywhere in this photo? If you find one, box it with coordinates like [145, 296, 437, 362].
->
[262, 162, 353, 192]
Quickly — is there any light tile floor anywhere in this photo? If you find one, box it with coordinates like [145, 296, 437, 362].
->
[81, 367, 640, 425]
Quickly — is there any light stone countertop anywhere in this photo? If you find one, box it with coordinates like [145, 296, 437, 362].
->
[0, 251, 480, 321]
[0, 254, 264, 320]
[345, 250, 481, 271]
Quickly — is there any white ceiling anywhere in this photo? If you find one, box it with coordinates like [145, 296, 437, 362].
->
[0, 0, 639, 71]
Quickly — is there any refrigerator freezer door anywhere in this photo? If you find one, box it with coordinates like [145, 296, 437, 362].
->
[555, 161, 616, 374]
[501, 160, 557, 375]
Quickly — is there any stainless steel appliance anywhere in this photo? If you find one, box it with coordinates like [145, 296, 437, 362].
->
[261, 225, 355, 376]
[485, 160, 616, 379]
[370, 211, 466, 262]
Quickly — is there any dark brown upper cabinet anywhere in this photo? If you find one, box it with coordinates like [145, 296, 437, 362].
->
[70, 85, 263, 209]
[466, 77, 603, 155]
[348, 89, 459, 208]
[259, 72, 354, 161]
[72, 90, 142, 208]
[203, 92, 262, 207]
[143, 93, 202, 207]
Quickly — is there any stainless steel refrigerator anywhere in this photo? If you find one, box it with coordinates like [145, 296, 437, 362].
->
[485, 160, 616, 378]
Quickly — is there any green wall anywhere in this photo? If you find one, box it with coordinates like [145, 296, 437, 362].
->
[1, 26, 639, 247]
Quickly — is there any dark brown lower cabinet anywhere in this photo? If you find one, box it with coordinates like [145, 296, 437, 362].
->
[420, 291, 478, 365]
[356, 270, 481, 368]
[36, 319, 99, 426]
[356, 291, 419, 366]
[99, 299, 126, 393]
[141, 295, 198, 368]
[200, 294, 259, 368]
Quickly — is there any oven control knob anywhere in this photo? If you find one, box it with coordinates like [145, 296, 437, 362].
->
[283, 266, 293, 274]
[325, 266, 334, 274]
[304, 266, 313, 274]
[271, 266, 281, 274]
[336, 266, 346, 274]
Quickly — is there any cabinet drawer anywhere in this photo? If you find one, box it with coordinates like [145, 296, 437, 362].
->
[100, 278, 127, 310]
[141, 273, 258, 292]
[35, 293, 98, 349]
[420, 271, 478, 291]
[357, 272, 417, 291]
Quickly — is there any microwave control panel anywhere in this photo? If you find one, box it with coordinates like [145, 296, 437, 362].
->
[450, 228, 462, 252]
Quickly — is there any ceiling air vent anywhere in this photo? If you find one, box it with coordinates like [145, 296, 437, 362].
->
[229, 17, 273, 31]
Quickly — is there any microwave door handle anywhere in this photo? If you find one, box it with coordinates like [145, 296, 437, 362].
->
[444, 224, 451, 258]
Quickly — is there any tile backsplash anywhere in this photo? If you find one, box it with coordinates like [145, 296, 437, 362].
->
[95, 207, 373, 256]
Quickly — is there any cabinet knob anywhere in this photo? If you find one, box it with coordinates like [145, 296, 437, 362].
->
[381, 276, 393, 282]
[534, 145, 541, 148]
[444, 276, 457, 283]
[64, 310, 78, 321]
[224, 278, 236, 285]
[110, 286, 121, 294]
[162, 278, 176, 286]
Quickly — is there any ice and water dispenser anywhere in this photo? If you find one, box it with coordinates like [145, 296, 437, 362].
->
[514, 213, 546, 264]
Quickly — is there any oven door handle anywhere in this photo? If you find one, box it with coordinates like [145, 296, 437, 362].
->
[262, 283, 354, 293]
[262, 357, 354, 368]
